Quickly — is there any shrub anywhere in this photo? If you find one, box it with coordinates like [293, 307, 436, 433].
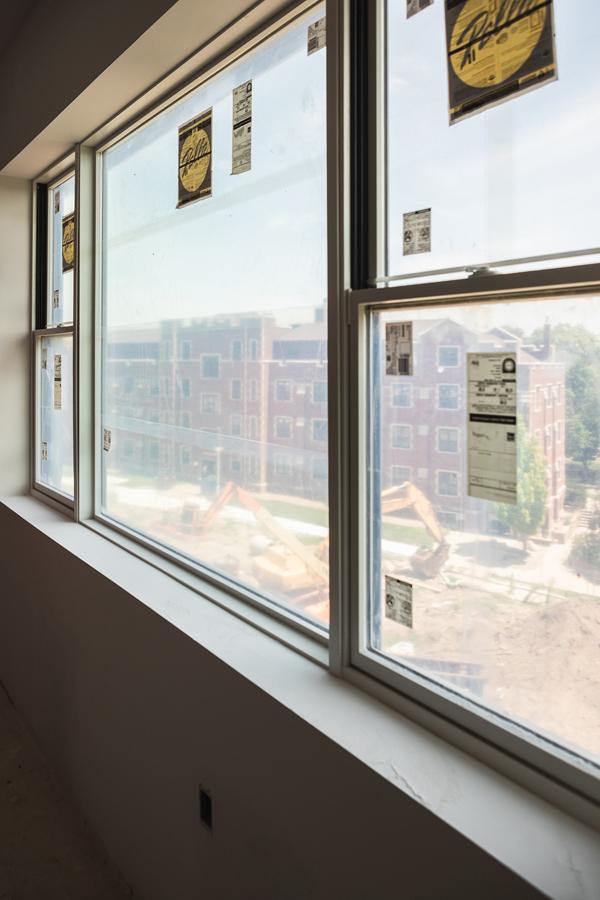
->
[570, 531, 600, 572]
[565, 483, 587, 508]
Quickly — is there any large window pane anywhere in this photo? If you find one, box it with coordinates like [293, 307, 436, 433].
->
[37, 334, 74, 498]
[100, 8, 328, 626]
[367, 297, 600, 765]
[386, 1, 600, 277]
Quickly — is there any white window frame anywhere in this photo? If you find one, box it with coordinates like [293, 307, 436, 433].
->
[436, 426, 459, 454]
[201, 393, 221, 415]
[274, 416, 293, 440]
[202, 354, 220, 379]
[391, 464, 411, 485]
[436, 383, 460, 411]
[275, 379, 293, 402]
[436, 469, 459, 498]
[391, 423, 411, 450]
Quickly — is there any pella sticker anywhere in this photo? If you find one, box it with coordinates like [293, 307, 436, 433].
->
[403, 208, 431, 255]
[103, 428, 112, 452]
[62, 213, 75, 272]
[177, 109, 213, 208]
[307, 16, 326, 55]
[41, 441, 48, 462]
[385, 575, 413, 628]
[386, 322, 413, 376]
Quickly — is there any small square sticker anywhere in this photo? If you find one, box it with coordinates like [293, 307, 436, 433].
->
[103, 428, 112, 452]
[385, 575, 413, 628]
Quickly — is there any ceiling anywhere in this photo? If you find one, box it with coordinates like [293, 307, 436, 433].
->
[0, 0, 37, 60]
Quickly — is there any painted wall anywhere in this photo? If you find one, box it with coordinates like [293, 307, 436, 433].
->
[0, 503, 543, 900]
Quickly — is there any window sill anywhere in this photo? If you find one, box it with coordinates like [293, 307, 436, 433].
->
[3, 493, 600, 899]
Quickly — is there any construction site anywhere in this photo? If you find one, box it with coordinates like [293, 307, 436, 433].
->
[104, 471, 600, 765]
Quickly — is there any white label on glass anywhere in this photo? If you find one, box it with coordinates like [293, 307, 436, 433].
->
[386, 322, 413, 376]
[41, 441, 48, 462]
[403, 208, 431, 255]
[41, 348, 48, 370]
[467, 352, 517, 505]
[53, 353, 62, 410]
[52, 290, 60, 310]
[307, 16, 326, 55]
[385, 575, 413, 628]
[232, 80, 252, 175]
[54, 191, 60, 214]
[407, 0, 433, 18]
[103, 428, 112, 452]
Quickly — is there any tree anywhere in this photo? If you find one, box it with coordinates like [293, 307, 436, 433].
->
[565, 359, 600, 475]
[496, 424, 548, 548]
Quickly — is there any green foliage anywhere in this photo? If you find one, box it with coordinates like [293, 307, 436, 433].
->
[565, 483, 587, 509]
[565, 359, 600, 471]
[570, 531, 600, 573]
[496, 424, 548, 541]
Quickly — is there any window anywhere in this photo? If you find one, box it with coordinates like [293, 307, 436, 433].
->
[274, 417, 293, 440]
[312, 381, 327, 403]
[33, 171, 76, 503]
[30, 0, 600, 814]
[99, 6, 327, 625]
[201, 394, 220, 415]
[202, 355, 220, 379]
[437, 384, 459, 410]
[311, 419, 328, 442]
[391, 465, 411, 485]
[391, 384, 412, 408]
[437, 427, 458, 454]
[275, 381, 293, 402]
[436, 470, 458, 497]
[391, 425, 411, 450]
[438, 346, 459, 368]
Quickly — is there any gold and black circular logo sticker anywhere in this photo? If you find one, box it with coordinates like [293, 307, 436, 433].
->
[62, 213, 75, 272]
[177, 109, 213, 207]
[445, 0, 556, 123]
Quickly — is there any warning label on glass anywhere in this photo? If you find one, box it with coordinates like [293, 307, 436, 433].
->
[445, 0, 557, 124]
[53, 353, 62, 410]
[232, 80, 252, 175]
[177, 109, 212, 207]
[386, 322, 413, 376]
[385, 575, 413, 628]
[407, 0, 434, 19]
[403, 208, 431, 255]
[467, 352, 517, 504]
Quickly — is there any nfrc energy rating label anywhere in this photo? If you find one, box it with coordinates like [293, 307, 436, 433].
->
[467, 352, 517, 504]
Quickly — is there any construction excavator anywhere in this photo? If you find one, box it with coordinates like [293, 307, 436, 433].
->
[195, 480, 448, 620]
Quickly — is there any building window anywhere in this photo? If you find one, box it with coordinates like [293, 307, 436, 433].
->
[201, 394, 220, 415]
[231, 340, 243, 361]
[392, 384, 412, 408]
[274, 454, 292, 477]
[437, 470, 459, 497]
[312, 381, 327, 403]
[231, 380, 242, 401]
[391, 465, 411, 485]
[231, 415, 243, 437]
[180, 446, 191, 466]
[311, 419, 328, 442]
[437, 427, 459, 453]
[182, 378, 191, 398]
[247, 416, 259, 440]
[180, 412, 191, 428]
[248, 380, 258, 402]
[202, 355, 220, 379]
[438, 346, 460, 368]
[275, 417, 292, 439]
[249, 339, 259, 361]
[391, 424, 412, 450]
[181, 340, 191, 360]
[437, 384, 459, 410]
[276, 381, 293, 402]
[311, 457, 328, 480]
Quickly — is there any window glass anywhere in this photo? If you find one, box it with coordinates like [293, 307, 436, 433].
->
[386, 1, 600, 277]
[48, 175, 75, 325]
[37, 334, 74, 498]
[101, 7, 328, 626]
[366, 297, 600, 765]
